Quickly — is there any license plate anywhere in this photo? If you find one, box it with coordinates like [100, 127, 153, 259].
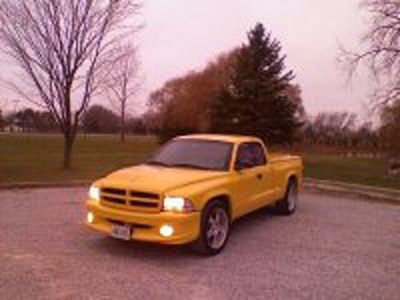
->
[111, 224, 132, 241]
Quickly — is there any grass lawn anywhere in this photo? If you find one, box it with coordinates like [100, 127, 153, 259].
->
[0, 133, 399, 190]
[0, 133, 159, 184]
[303, 153, 400, 190]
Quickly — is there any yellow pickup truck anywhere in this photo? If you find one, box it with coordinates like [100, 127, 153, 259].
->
[85, 134, 303, 255]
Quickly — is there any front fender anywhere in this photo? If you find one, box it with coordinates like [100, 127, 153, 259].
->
[196, 188, 232, 210]
[165, 176, 232, 211]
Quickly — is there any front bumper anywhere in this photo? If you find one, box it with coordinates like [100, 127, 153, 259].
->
[85, 200, 200, 245]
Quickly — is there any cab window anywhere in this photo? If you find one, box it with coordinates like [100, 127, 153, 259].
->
[252, 142, 267, 166]
[235, 142, 267, 170]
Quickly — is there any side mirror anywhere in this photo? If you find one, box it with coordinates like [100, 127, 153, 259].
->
[235, 159, 253, 171]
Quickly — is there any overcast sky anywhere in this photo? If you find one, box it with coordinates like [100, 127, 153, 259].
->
[0, 0, 372, 117]
[138, 0, 371, 116]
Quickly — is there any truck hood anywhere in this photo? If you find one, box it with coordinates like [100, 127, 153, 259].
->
[97, 164, 225, 194]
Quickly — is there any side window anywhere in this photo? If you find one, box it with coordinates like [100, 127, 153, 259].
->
[252, 143, 267, 166]
[235, 142, 267, 169]
[236, 143, 254, 169]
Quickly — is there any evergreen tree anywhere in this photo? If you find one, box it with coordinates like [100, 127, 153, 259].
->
[210, 23, 302, 144]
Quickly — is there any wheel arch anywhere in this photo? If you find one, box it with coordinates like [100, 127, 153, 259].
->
[286, 173, 298, 189]
[203, 194, 232, 221]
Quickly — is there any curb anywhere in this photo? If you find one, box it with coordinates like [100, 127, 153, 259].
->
[0, 181, 91, 190]
[1, 178, 399, 205]
[304, 178, 400, 205]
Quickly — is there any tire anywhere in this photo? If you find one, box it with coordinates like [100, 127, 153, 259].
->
[191, 200, 230, 256]
[275, 179, 298, 215]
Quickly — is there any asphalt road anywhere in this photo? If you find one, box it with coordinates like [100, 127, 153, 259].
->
[0, 188, 399, 300]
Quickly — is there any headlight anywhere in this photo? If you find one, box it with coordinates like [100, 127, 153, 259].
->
[163, 196, 194, 212]
[87, 212, 95, 224]
[89, 185, 100, 201]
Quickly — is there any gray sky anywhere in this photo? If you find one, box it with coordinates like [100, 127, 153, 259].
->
[138, 0, 371, 116]
[0, 0, 372, 117]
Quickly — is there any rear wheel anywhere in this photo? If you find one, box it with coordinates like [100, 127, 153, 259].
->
[275, 179, 298, 215]
[191, 200, 230, 256]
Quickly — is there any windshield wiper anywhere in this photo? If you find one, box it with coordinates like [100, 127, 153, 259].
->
[145, 160, 171, 167]
[169, 163, 213, 170]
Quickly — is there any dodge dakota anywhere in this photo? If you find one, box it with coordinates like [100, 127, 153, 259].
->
[85, 134, 303, 255]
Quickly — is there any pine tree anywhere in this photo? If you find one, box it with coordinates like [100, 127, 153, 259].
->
[210, 23, 302, 145]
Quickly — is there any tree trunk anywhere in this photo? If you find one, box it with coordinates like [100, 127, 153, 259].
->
[63, 134, 75, 169]
[120, 102, 126, 142]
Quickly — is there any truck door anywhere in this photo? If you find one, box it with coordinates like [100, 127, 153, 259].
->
[251, 142, 277, 205]
[231, 142, 276, 217]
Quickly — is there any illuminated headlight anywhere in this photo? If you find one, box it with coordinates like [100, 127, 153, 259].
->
[163, 196, 194, 212]
[89, 185, 100, 201]
[160, 224, 174, 237]
[87, 212, 95, 224]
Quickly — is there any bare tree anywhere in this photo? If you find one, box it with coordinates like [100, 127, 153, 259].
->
[341, 0, 400, 106]
[104, 44, 140, 142]
[304, 112, 358, 147]
[0, 0, 141, 168]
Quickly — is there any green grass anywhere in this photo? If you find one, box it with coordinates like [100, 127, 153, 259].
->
[303, 153, 400, 190]
[0, 133, 399, 190]
[0, 133, 159, 184]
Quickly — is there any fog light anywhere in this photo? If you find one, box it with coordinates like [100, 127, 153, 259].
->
[89, 185, 100, 201]
[160, 224, 174, 237]
[87, 212, 95, 224]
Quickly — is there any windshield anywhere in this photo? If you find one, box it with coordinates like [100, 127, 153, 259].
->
[146, 139, 233, 171]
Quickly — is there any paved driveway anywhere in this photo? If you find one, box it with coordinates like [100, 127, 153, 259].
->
[0, 188, 399, 300]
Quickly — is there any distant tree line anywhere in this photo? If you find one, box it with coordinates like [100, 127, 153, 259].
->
[0, 105, 147, 135]
[1, 108, 57, 132]
[380, 101, 400, 158]
[302, 112, 379, 153]
[82, 105, 147, 135]
[0, 109, 4, 131]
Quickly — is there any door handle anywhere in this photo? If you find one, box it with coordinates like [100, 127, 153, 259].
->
[256, 173, 263, 180]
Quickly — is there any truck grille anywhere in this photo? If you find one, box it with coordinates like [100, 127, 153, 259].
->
[100, 187, 161, 211]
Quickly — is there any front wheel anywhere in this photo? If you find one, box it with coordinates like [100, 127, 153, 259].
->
[191, 200, 230, 256]
[275, 180, 298, 215]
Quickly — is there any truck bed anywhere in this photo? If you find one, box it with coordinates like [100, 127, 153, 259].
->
[269, 153, 302, 163]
